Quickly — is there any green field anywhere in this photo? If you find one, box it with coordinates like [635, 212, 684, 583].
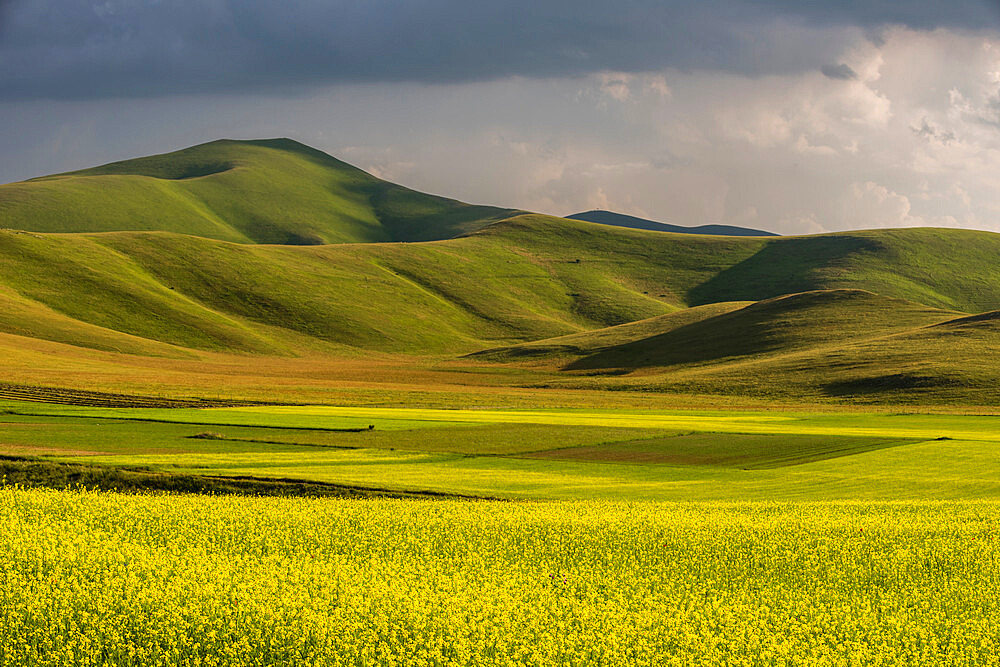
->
[4, 401, 1000, 501]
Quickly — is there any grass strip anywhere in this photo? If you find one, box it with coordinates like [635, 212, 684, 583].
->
[0, 455, 496, 500]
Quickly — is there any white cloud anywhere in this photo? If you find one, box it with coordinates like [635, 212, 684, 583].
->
[581, 71, 675, 108]
[778, 213, 827, 235]
[844, 181, 920, 228]
[645, 75, 672, 99]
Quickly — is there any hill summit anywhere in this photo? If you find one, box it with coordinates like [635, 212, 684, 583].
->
[0, 138, 515, 245]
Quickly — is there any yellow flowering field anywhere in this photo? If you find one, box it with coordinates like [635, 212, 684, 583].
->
[1, 488, 998, 666]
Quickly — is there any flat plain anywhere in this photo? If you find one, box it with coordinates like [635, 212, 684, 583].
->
[4, 401, 1000, 501]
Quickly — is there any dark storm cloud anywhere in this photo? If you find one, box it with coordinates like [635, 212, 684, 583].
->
[1, 0, 998, 100]
[757, 0, 999, 30]
[821, 63, 859, 80]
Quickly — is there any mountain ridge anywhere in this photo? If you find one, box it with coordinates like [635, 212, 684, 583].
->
[567, 209, 778, 237]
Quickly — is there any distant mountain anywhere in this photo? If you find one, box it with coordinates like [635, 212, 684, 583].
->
[567, 210, 778, 237]
[0, 138, 516, 245]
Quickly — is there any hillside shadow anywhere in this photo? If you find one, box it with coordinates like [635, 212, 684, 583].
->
[564, 289, 906, 372]
[822, 373, 962, 396]
[564, 305, 777, 371]
[686, 235, 878, 305]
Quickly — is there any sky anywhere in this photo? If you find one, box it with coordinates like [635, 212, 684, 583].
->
[3, 1, 1000, 234]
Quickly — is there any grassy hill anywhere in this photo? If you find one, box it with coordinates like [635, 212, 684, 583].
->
[617, 308, 1000, 404]
[477, 288, 1000, 404]
[4, 215, 1000, 361]
[478, 217, 1000, 313]
[0, 139, 515, 245]
[4, 137, 1000, 404]
[470, 301, 754, 363]
[476, 290, 960, 368]
[0, 222, 675, 355]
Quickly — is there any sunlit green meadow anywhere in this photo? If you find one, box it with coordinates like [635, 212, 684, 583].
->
[6, 402, 1000, 500]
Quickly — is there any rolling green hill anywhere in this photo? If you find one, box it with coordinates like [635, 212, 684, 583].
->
[480, 288, 1000, 404]
[477, 216, 1000, 313]
[472, 290, 960, 367]
[612, 306, 1000, 404]
[470, 301, 755, 363]
[0, 139, 515, 244]
[467, 287, 1000, 402]
[3, 215, 1000, 362]
[5, 139, 1000, 404]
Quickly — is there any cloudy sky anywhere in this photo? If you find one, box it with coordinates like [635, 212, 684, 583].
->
[3, 1, 1000, 234]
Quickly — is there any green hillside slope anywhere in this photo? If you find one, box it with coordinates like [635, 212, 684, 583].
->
[566, 289, 961, 372]
[0, 139, 514, 244]
[480, 217, 1000, 313]
[3, 215, 1000, 360]
[475, 289, 959, 369]
[470, 301, 754, 363]
[0, 223, 681, 355]
[471, 287, 1000, 404]
[620, 307, 1000, 404]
